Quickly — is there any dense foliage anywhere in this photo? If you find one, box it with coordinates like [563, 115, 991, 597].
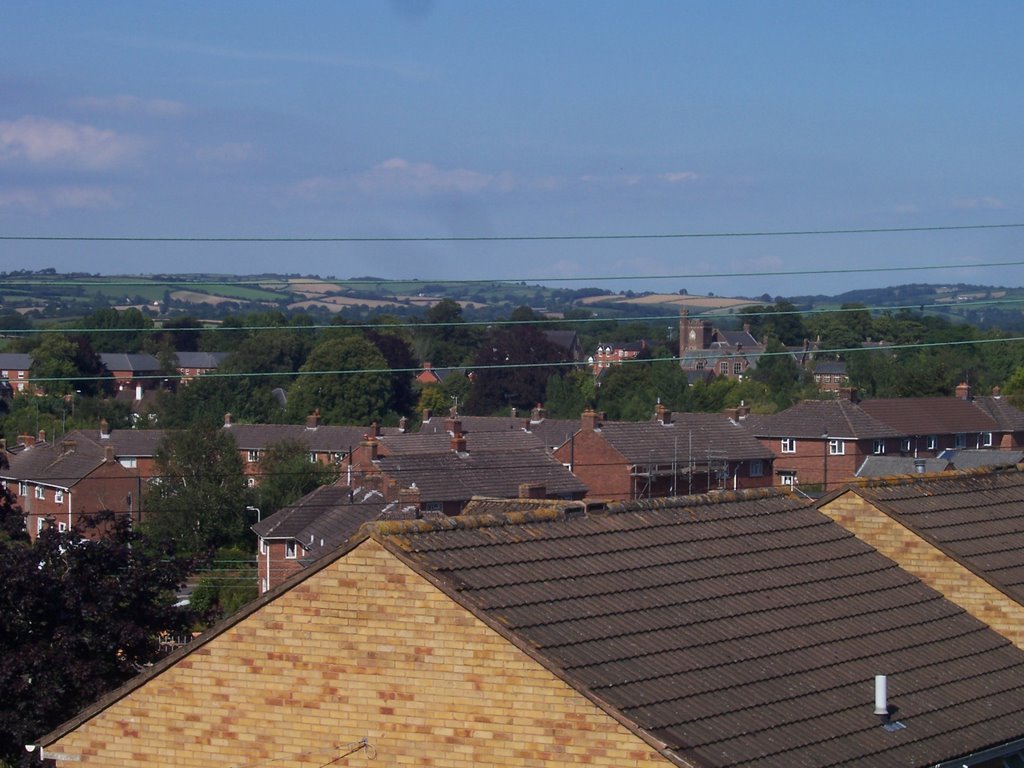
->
[0, 495, 193, 767]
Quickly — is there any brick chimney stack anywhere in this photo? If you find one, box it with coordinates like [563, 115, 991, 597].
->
[361, 436, 379, 461]
[99, 418, 111, 439]
[451, 431, 467, 453]
[399, 484, 422, 510]
[955, 382, 972, 400]
[654, 403, 672, 425]
[306, 409, 321, 429]
[518, 483, 546, 499]
[581, 409, 601, 431]
[223, 412, 233, 427]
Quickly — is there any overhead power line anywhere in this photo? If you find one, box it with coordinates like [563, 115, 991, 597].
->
[20, 334, 1024, 385]
[4, 221, 1024, 243]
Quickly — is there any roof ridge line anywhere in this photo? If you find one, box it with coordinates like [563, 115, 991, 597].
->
[849, 464, 1018, 489]
[366, 505, 570, 537]
[607, 487, 791, 513]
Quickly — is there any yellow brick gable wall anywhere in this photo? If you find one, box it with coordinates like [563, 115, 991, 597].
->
[44, 539, 675, 767]
[820, 491, 1024, 649]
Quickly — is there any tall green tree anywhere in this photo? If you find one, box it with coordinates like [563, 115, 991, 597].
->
[464, 325, 564, 415]
[286, 335, 391, 424]
[142, 424, 251, 553]
[0, 497, 194, 767]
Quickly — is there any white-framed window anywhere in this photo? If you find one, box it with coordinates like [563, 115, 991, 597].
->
[19, 482, 27, 496]
[54, 490, 64, 503]
[247, 450, 259, 463]
[779, 471, 796, 487]
[37, 517, 45, 533]
[34, 486, 45, 500]
[900, 438, 912, 453]
[285, 541, 298, 559]
[873, 440, 886, 455]
[719, 362, 729, 374]
[733, 362, 742, 375]
[823, 375, 832, 383]
[927, 435, 938, 450]
[749, 459, 764, 477]
[331, 451, 345, 464]
[58, 522, 67, 532]
[246, 477, 257, 488]
[17, 371, 25, 379]
[954, 433, 967, 449]
[829, 440, 845, 456]
[781, 438, 797, 453]
[695, 361, 705, 370]
[981, 432, 994, 447]
[308, 452, 318, 463]
[119, 457, 137, 469]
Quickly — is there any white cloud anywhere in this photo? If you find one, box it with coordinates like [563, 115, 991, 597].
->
[73, 94, 187, 117]
[0, 184, 123, 211]
[662, 171, 699, 184]
[361, 158, 495, 194]
[0, 116, 143, 170]
[951, 196, 1006, 210]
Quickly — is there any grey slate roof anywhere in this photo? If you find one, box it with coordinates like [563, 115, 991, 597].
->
[418, 414, 579, 450]
[174, 351, 229, 369]
[99, 353, 161, 372]
[372, 488, 1024, 767]
[253, 484, 393, 559]
[379, 429, 546, 455]
[946, 448, 1024, 470]
[0, 352, 33, 370]
[813, 360, 848, 375]
[596, 414, 774, 463]
[834, 467, 1024, 607]
[855, 456, 950, 477]
[745, 399, 902, 440]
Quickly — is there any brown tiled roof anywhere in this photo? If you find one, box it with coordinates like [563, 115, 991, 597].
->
[596, 414, 774, 463]
[37, 488, 1024, 765]
[859, 397, 999, 435]
[224, 423, 371, 453]
[378, 429, 546, 456]
[419, 415, 579, 450]
[972, 395, 1024, 431]
[2, 441, 110, 488]
[744, 399, 901, 439]
[372, 489, 1024, 767]
[837, 466, 1024, 607]
[377, 449, 586, 502]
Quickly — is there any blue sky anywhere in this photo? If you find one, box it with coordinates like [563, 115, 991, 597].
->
[2, 1, 1022, 297]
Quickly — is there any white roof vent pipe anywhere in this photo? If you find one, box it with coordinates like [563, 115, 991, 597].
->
[874, 674, 888, 718]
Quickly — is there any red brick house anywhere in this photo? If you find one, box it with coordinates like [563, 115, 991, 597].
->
[222, 411, 398, 487]
[173, 351, 228, 383]
[0, 352, 33, 394]
[553, 407, 775, 501]
[99, 352, 163, 392]
[812, 360, 850, 392]
[0, 423, 163, 537]
[744, 395, 902, 491]
[589, 340, 648, 374]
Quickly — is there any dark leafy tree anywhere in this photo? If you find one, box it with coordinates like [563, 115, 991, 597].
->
[414, 299, 480, 368]
[82, 307, 153, 353]
[142, 424, 252, 554]
[365, 329, 417, 418]
[464, 325, 564, 415]
[739, 301, 807, 346]
[0, 495, 194, 767]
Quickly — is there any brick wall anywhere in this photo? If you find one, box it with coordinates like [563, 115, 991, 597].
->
[554, 428, 632, 501]
[819, 491, 1024, 649]
[43, 539, 673, 767]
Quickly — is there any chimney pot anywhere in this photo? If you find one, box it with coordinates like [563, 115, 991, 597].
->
[874, 675, 888, 718]
[224, 412, 233, 427]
